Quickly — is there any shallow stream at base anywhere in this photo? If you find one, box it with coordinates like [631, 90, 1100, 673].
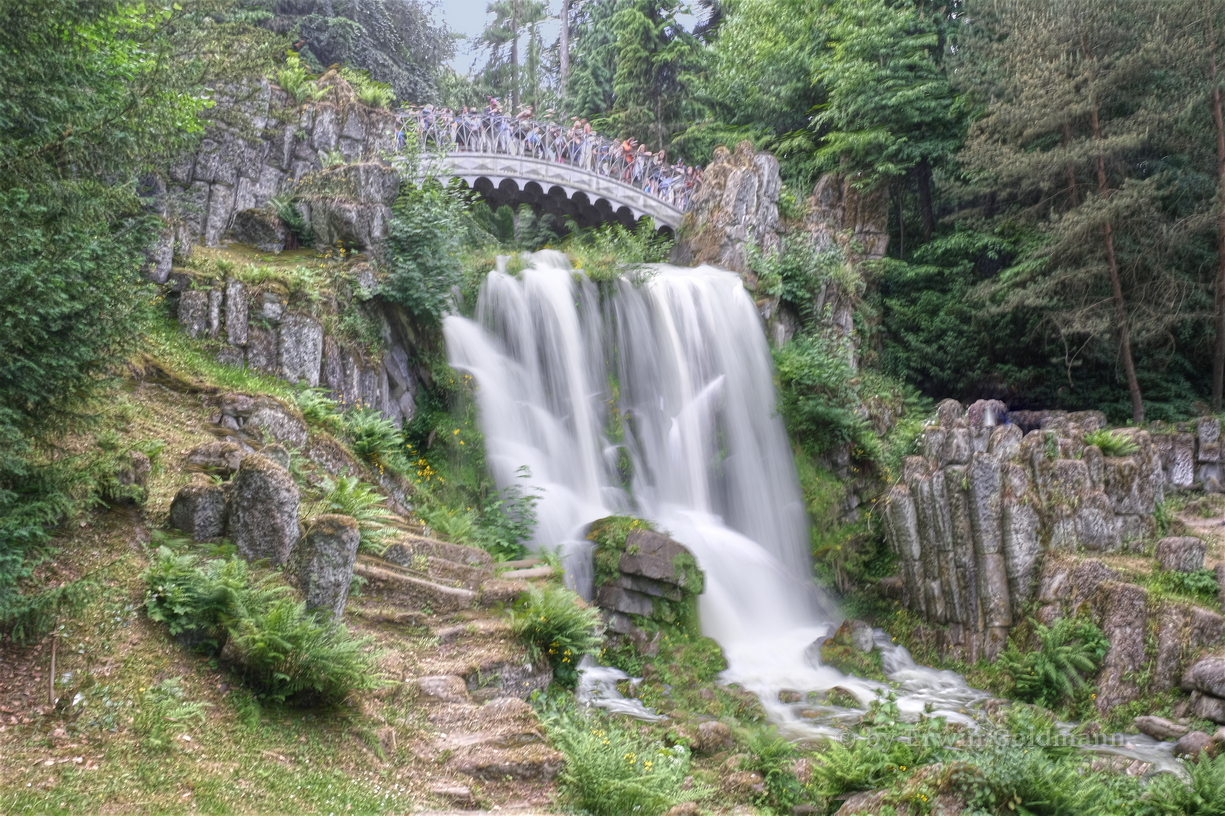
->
[443, 252, 1183, 777]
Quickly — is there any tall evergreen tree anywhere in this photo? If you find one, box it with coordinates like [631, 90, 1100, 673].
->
[813, 0, 964, 243]
[566, 0, 631, 119]
[959, 0, 1186, 422]
[480, 0, 548, 110]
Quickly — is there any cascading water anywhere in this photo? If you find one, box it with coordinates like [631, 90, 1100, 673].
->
[443, 252, 1180, 771]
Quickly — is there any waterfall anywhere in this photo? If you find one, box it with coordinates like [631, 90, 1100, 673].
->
[443, 252, 983, 737]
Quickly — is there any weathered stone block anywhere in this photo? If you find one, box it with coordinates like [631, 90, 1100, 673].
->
[245, 400, 308, 448]
[278, 313, 323, 387]
[593, 585, 656, 618]
[204, 183, 235, 246]
[1155, 537, 1207, 573]
[1199, 416, 1221, 446]
[1183, 656, 1225, 698]
[1171, 434, 1196, 488]
[1095, 581, 1150, 713]
[1200, 442, 1222, 464]
[293, 514, 360, 620]
[245, 326, 278, 374]
[224, 278, 247, 346]
[988, 424, 1023, 460]
[1103, 456, 1157, 515]
[618, 529, 702, 590]
[169, 482, 228, 541]
[227, 453, 300, 565]
[979, 551, 1012, 628]
[178, 289, 209, 338]
[1192, 692, 1225, 725]
[967, 454, 1003, 555]
[943, 427, 970, 465]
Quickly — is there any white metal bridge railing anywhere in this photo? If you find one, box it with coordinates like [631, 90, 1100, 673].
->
[397, 109, 702, 212]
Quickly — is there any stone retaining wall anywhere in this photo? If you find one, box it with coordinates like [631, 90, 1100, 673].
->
[882, 398, 1169, 661]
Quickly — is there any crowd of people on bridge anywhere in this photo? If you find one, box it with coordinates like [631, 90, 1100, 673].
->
[395, 99, 703, 211]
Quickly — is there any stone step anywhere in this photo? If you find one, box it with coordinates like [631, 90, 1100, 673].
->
[353, 559, 476, 614]
[426, 698, 563, 783]
[385, 533, 494, 569]
[498, 557, 543, 570]
[479, 578, 531, 607]
[498, 565, 554, 580]
[370, 550, 492, 591]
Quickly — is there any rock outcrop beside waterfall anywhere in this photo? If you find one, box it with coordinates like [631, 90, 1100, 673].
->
[675, 140, 888, 351]
[883, 398, 1225, 718]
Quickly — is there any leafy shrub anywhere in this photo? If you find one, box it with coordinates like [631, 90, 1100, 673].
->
[343, 408, 402, 462]
[1153, 568, 1221, 604]
[1083, 428, 1140, 458]
[227, 595, 384, 706]
[998, 616, 1109, 709]
[472, 467, 540, 561]
[142, 546, 384, 705]
[309, 476, 396, 554]
[510, 585, 603, 688]
[383, 180, 470, 325]
[540, 698, 696, 816]
[745, 731, 808, 813]
[267, 194, 313, 248]
[773, 332, 874, 457]
[562, 220, 672, 284]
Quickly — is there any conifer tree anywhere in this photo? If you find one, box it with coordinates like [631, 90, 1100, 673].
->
[480, 0, 548, 110]
[959, 0, 1180, 422]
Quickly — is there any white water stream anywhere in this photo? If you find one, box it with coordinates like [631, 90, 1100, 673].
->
[443, 252, 1179, 772]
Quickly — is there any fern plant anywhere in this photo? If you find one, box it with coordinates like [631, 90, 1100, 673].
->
[227, 596, 384, 706]
[1083, 428, 1139, 457]
[539, 699, 698, 816]
[999, 616, 1109, 709]
[309, 476, 397, 554]
[509, 584, 603, 688]
[343, 408, 401, 462]
[276, 50, 315, 104]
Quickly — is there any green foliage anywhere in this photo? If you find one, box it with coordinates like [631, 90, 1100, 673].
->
[773, 332, 872, 458]
[538, 695, 697, 816]
[136, 677, 210, 753]
[227, 595, 384, 706]
[1083, 429, 1140, 458]
[562, 220, 673, 284]
[142, 546, 384, 705]
[1152, 568, 1222, 605]
[808, 696, 950, 800]
[510, 584, 603, 688]
[342, 409, 402, 462]
[468, 203, 560, 253]
[338, 66, 395, 109]
[745, 731, 808, 814]
[292, 388, 344, 433]
[267, 193, 313, 247]
[383, 180, 470, 326]
[587, 516, 658, 588]
[265, 0, 452, 102]
[998, 616, 1109, 710]
[307, 476, 396, 555]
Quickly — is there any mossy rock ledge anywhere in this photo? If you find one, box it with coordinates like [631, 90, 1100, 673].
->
[586, 515, 705, 637]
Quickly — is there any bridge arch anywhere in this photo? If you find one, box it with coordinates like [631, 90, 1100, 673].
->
[404, 110, 698, 235]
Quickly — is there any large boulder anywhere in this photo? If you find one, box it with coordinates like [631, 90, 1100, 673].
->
[292, 514, 360, 620]
[1155, 537, 1207, 573]
[1183, 656, 1225, 698]
[227, 453, 300, 565]
[168, 482, 228, 541]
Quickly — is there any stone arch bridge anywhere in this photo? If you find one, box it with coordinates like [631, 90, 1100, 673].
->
[404, 111, 697, 233]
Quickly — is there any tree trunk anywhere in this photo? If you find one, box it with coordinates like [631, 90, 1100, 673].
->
[559, 0, 571, 93]
[1091, 103, 1144, 423]
[894, 183, 905, 258]
[1208, 16, 1225, 411]
[916, 158, 934, 242]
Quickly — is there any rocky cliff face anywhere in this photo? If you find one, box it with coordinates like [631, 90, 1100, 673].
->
[149, 77, 400, 283]
[674, 140, 888, 350]
[883, 399, 1167, 660]
[171, 265, 424, 426]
